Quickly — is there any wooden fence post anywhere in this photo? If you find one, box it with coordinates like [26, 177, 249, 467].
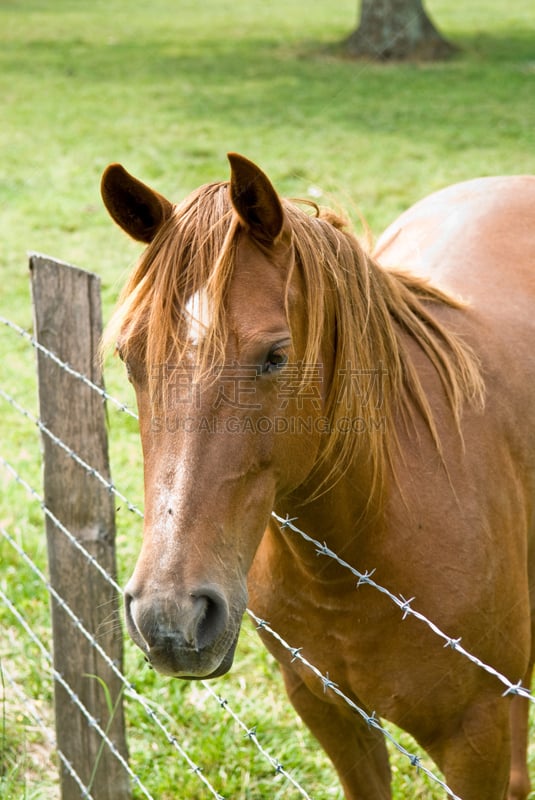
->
[30, 254, 131, 800]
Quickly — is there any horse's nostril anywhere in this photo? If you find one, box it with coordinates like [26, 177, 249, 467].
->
[192, 586, 229, 651]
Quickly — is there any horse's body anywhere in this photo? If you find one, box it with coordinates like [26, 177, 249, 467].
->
[101, 156, 535, 800]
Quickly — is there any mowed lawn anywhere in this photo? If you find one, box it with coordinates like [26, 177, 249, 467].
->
[1, 1, 534, 797]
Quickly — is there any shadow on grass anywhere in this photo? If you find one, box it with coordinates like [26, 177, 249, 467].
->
[2, 27, 533, 140]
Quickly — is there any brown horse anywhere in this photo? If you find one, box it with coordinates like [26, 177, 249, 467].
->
[101, 154, 535, 800]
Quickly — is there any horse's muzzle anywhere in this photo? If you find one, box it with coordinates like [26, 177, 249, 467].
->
[124, 583, 244, 678]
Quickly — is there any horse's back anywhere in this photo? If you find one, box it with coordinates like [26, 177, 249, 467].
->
[375, 174, 535, 407]
[375, 175, 535, 314]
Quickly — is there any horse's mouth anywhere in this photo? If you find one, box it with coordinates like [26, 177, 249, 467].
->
[141, 628, 241, 680]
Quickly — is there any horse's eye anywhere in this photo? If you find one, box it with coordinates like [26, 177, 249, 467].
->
[263, 347, 288, 374]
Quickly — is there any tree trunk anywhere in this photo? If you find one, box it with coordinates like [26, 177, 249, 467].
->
[345, 0, 456, 61]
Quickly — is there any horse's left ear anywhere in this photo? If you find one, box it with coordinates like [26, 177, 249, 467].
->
[227, 153, 284, 245]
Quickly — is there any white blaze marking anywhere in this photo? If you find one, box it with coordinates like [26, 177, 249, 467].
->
[184, 289, 212, 345]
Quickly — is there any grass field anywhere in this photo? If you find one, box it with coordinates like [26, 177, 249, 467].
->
[1, 0, 534, 797]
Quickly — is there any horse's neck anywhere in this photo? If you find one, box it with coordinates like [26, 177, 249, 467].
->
[279, 456, 384, 565]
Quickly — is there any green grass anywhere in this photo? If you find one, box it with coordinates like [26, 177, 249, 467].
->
[1, 0, 535, 797]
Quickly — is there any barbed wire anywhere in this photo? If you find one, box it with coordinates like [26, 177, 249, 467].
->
[0, 423, 459, 798]
[1, 662, 93, 799]
[0, 521, 228, 800]
[0, 315, 138, 420]
[0, 465, 313, 799]
[4, 359, 528, 706]
[0, 451, 124, 599]
[0, 586, 154, 800]
[4, 311, 531, 704]
[272, 512, 533, 704]
[2, 312, 532, 798]
[247, 609, 462, 800]
[201, 682, 313, 799]
[0, 385, 144, 518]
[0, 478, 462, 799]
[0, 456, 445, 799]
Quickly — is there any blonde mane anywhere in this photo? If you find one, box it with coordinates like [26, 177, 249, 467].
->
[106, 181, 485, 494]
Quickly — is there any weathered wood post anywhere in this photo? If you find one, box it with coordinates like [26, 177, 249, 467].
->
[30, 254, 131, 800]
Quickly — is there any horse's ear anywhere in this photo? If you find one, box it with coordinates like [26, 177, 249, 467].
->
[227, 153, 284, 245]
[100, 164, 174, 244]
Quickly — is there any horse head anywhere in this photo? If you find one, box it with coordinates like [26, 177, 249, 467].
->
[101, 155, 325, 677]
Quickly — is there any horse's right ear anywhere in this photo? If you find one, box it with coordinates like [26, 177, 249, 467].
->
[100, 164, 174, 244]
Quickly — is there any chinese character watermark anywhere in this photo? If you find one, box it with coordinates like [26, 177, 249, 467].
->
[149, 361, 388, 428]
